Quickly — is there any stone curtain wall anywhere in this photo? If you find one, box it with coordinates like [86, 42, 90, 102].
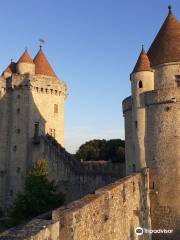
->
[0, 169, 150, 240]
[32, 135, 125, 204]
[53, 169, 150, 240]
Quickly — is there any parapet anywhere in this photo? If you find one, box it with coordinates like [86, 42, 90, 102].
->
[144, 87, 180, 106]
[0, 74, 68, 98]
[0, 219, 59, 240]
[122, 96, 132, 114]
[0, 168, 150, 240]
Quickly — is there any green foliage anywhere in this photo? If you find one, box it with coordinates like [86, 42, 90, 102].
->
[8, 160, 64, 226]
[75, 139, 125, 162]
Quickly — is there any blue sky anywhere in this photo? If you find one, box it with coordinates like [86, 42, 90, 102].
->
[0, 0, 179, 153]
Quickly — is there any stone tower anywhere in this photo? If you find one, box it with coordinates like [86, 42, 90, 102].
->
[123, 6, 180, 238]
[0, 47, 67, 210]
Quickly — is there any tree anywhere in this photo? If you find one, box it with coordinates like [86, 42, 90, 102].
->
[75, 139, 125, 162]
[8, 160, 64, 226]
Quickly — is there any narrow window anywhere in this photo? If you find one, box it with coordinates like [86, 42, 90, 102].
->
[135, 120, 138, 128]
[138, 81, 143, 88]
[34, 122, 39, 137]
[13, 146, 17, 151]
[10, 190, 13, 196]
[16, 129, 21, 134]
[133, 164, 136, 172]
[54, 104, 58, 114]
[175, 75, 180, 87]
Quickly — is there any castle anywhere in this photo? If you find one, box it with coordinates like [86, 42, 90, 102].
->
[0, 6, 180, 240]
[0, 46, 124, 214]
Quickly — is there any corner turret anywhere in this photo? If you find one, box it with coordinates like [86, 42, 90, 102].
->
[16, 49, 35, 75]
[2, 61, 16, 78]
[130, 47, 154, 172]
[131, 46, 154, 96]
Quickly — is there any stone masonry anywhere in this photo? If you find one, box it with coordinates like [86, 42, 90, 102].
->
[123, 6, 180, 239]
[0, 168, 150, 240]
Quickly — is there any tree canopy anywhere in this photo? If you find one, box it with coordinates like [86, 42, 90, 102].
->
[75, 139, 125, 162]
[8, 160, 64, 226]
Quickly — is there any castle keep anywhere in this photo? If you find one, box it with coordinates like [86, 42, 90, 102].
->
[0, 47, 67, 209]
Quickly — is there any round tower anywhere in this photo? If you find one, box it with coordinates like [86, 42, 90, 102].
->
[2, 61, 16, 78]
[130, 46, 154, 171]
[16, 49, 35, 75]
[32, 47, 67, 146]
[143, 7, 180, 236]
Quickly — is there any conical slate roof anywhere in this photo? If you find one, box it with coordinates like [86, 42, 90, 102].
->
[148, 6, 180, 66]
[18, 50, 33, 63]
[33, 48, 56, 77]
[132, 47, 152, 73]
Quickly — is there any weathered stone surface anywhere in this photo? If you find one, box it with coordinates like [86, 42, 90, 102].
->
[0, 169, 150, 240]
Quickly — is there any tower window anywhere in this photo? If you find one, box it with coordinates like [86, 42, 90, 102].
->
[54, 104, 58, 114]
[175, 75, 180, 80]
[133, 164, 136, 172]
[175, 75, 180, 87]
[10, 190, 13, 196]
[138, 81, 143, 88]
[13, 146, 17, 151]
[34, 122, 40, 137]
[16, 129, 21, 134]
[135, 121, 138, 128]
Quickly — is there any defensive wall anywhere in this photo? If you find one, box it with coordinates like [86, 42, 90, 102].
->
[33, 135, 125, 203]
[0, 168, 150, 240]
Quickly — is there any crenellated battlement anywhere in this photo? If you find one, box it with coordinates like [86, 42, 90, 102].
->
[0, 74, 68, 97]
